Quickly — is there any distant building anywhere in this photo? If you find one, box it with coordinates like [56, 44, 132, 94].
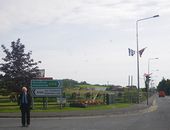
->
[34, 69, 53, 80]
[36, 69, 45, 78]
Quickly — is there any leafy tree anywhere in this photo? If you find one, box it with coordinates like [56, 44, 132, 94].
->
[157, 78, 170, 95]
[0, 78, 9, 95]
[157, 78, 166, 92]
[79, 81, 89, 85]
[0, 39, 41, 93]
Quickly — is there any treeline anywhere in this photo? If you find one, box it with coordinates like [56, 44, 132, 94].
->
[0, 78, 89, 95]
[62, 79, 89, 88]
[157, 78, 170, 95]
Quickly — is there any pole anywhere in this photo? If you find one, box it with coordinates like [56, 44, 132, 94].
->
[147, 83, 149, 105]
[131, 75, 133, 86]
[148, 58, 159, 74]
[147, 59, 151, 105]
[136, 15, 159, 104]
[128, 75, 130, 86]
[136, 21, 140, 103]
[145, 75, 150, 105]
[148, 59, 150, 75]
[147, 58, 158, 105]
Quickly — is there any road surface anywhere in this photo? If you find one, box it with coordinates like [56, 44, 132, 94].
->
[0, 96, 169, 130]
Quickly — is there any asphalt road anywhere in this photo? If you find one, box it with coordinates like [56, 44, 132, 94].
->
[0, 96, 170, 130]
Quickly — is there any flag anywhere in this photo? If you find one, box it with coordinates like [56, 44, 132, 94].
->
[139, 47, 147, 57]
[128, 48, 135, 56]
[144, 73, 152, 77]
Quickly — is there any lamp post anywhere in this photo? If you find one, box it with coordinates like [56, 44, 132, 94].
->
[148, 58, 159, 75]
[136, 15, 159, 103]
[146, 58, 158, 105]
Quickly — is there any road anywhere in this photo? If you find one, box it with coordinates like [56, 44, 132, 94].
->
[0, 96, 170, 130]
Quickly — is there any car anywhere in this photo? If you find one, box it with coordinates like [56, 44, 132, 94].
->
[159, 91, 166, 97]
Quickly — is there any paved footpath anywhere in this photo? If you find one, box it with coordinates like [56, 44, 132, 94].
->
[0, 95, 156, 118]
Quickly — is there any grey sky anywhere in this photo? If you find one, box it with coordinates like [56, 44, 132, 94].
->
[0, 0, 170, 87]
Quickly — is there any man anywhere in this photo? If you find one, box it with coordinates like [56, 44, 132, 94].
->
[18, 87, 32, 127]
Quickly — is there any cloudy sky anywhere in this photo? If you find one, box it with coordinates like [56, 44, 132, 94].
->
[0, 0, 170, 87]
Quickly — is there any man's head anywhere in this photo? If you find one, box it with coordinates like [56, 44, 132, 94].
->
[22, 87, 27, 93]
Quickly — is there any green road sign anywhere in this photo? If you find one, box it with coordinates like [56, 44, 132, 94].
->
[31, 80, 62, 97]
[31, 80, 61, 88]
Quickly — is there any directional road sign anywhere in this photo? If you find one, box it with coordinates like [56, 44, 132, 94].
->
[31, 80, 62, 97]
[32, 88, 62, 97]
[31, 80, 61, 88]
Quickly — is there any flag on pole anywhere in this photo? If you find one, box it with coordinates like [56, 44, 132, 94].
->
[144, 73, 152, 77]
[128, 48, 135, 56]
[139, 47, 147, 57]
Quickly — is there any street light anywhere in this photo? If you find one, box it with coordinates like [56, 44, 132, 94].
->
[146, 58, 159, 105]
[136, 15, 159, 103]
[148, 58, 159, 75]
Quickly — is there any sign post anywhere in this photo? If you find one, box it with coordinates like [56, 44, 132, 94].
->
[31, 80, 62, 109]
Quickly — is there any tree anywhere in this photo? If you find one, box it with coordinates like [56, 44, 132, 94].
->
[62, 79, 79, 88]
[0, 39, 41, 93]
[157, 78, 170, 95]
[79, 81, 89, 85]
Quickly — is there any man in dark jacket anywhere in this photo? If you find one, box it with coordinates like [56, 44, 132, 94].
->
[18, 87, 32, 127]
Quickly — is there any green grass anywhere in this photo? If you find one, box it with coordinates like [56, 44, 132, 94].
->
[33, 104, 130, 112]
[0, 103, 131, 113]
[0, 107, 20, 112]
[0, 94, 132, 113]
[0, 95, 9, 98]
[0, 102, 17, 106]
[79, 84, 106, 88]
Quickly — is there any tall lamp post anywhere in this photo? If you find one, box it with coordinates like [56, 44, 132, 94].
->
[146, 58, 159, 105]
[136, 15, 159, 103]
[148, 58, 159, 75]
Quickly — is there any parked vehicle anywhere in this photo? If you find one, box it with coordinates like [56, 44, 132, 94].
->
[159, 91, 165, 97]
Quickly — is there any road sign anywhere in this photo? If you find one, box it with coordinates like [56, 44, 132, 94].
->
[31, 80, 62, 97]
[32, 88, 62, 97]
[31, 80, 61, 88]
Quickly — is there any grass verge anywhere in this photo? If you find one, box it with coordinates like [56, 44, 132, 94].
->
[0, 103, 131, 113]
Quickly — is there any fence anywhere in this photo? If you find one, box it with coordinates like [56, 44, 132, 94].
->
[104, 91, 155, 105]
[0, 90, 156, 109]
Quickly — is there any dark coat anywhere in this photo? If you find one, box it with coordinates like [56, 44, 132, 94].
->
[18, 93, 32, 110]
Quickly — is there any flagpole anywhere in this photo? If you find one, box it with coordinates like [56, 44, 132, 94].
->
[136, 20, 140, 103]
[136, 15, 159, 104]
